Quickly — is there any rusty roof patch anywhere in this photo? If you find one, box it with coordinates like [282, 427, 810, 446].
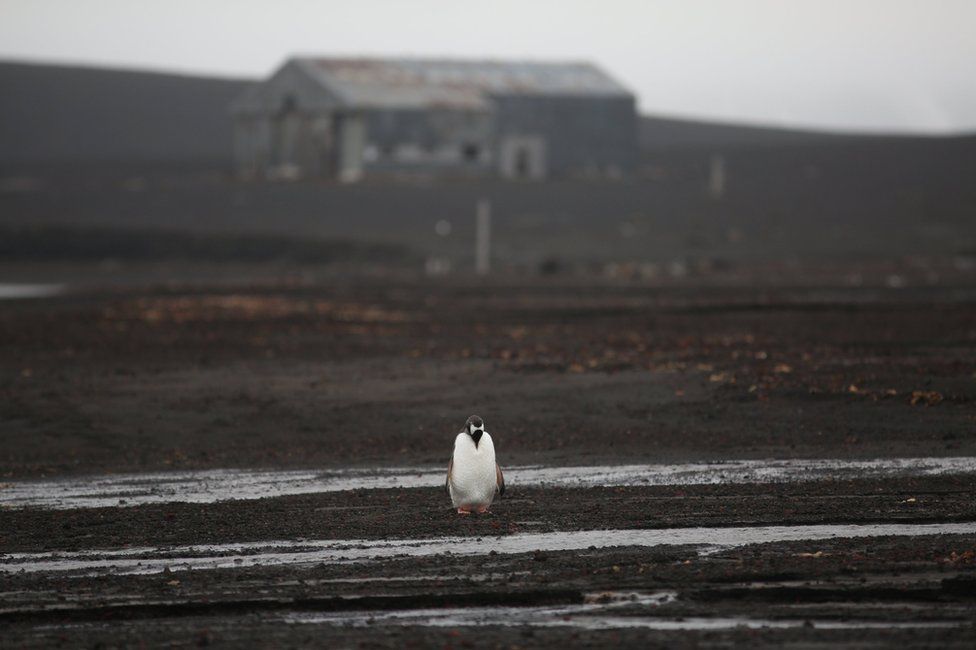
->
[296, 57, 631, 110]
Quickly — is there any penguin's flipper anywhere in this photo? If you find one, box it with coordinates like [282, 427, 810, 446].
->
[446, 457, 453, 496]
[496, 463, 505, 497]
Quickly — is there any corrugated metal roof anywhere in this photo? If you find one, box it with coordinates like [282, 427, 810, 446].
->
[295, 57, 631, 110]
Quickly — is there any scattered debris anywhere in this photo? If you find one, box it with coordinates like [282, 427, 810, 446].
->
[910, 391, 944, 407]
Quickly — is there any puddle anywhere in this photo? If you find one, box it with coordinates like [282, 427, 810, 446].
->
[0, 284, 64, 300]
[280, 588, 964, 632]
[3, 521, 974, 577]
[285, 591, 685, 630]
[282, 587, 966, 632]
[286, 608, 964, 631]
[3, 456, 975, 510]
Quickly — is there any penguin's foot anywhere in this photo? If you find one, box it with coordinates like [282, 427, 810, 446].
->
[476, 506, 490, 514]
[457, 507, 472, 515]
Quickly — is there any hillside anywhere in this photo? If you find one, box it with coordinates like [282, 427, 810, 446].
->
[0, 59, 922, 169]
[0, 61, 252, 165]
[637, 113, 859, 153]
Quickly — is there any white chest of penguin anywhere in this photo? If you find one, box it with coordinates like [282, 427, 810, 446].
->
[449, 431, 497, 508]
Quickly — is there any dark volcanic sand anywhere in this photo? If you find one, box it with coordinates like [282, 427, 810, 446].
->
[2, 282, 975, 476]
[1, 280, 975, 647]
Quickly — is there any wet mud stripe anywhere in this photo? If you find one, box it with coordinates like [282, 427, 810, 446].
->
[0, 283, 65, 300]
[4, 522, 975, 577]
[4, 456, 976, 510]
[8, 588, 970, 631]
[690, 582, 976, 604]
[284, 610, 970, 632]
[0, 589, 583, 625]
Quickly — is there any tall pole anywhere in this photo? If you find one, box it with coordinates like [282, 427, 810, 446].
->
[475, 199, 491, 276]
[708, 153, 726, 200]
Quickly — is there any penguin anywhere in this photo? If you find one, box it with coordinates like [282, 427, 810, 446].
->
[446, 415, 504, 514]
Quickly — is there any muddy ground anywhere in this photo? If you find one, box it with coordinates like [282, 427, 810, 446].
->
[1, 278, 975, 647]
[2, 281, 975, 477]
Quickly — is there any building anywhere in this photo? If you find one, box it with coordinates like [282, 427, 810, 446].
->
[230, 57, 638, 181]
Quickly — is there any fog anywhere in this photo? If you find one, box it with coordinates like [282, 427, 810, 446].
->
[2, 0, 975, 133]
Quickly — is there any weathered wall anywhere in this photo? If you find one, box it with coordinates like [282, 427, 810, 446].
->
[232, 117, 269, 177]
[492, 95, 639, 177]
[231, 61, 343, 116]
[361, 108, 493, 175]
[232, 61, 344, 178]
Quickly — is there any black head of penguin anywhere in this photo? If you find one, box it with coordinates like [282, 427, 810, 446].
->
[469, 429, 484, 447]
[465, 415, 485, 448]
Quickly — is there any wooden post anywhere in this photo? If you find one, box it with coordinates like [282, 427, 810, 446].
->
[708, 153, 726, 199]
[475, 199, 491, 276]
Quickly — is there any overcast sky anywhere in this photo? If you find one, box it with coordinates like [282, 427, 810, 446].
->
[2, 0, 975, 133]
